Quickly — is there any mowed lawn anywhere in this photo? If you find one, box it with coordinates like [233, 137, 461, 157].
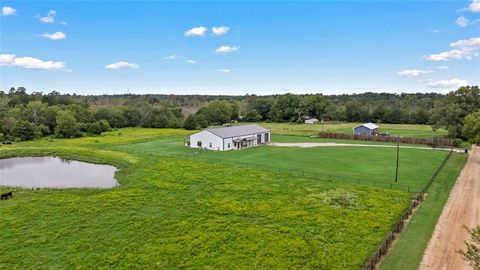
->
[258, 122, 448, 138]
[117, 135, 449, 191]
[0, 128, 412, 269]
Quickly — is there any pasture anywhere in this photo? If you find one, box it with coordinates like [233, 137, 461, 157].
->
[0, 128, 460, 269]
[257, 122, 448, 138]
[115, 134, 449, 190]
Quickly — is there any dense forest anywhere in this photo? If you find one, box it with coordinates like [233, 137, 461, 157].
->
[1, 86, 479, 144]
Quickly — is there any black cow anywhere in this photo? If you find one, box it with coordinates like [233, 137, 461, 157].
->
[0, 192, 12, 200]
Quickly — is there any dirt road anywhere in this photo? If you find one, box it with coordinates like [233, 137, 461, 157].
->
[269, 142, 459, 152]
[420, 146, 480, 270]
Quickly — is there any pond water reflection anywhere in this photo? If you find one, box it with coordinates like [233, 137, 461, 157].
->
[0, 157, 118, 189]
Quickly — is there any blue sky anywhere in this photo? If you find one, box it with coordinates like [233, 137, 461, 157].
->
[0, 1, 479, 95]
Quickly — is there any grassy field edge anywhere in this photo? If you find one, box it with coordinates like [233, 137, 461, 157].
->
[378, 152, 468, 270]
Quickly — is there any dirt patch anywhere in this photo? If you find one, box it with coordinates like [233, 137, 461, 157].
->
[420, 146, 480, 270]
[269, 142, 457, 152]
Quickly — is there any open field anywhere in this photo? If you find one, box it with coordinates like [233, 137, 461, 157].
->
[257, 122, 449, 138]
[114, 134, 449, 190]
[0, 128, 414, 269]
[379, 152, 467, 270]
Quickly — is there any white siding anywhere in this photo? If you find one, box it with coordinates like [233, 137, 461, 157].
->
[224, 138, 234, 150]
[189, 130, 271, 151]
[189, 131, 224, 151]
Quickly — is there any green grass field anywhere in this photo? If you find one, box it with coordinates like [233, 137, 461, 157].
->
[0, 128, 462, 269]
[379, 153, 467, 270]
[113, 134, 449, 191]
[257, 122, 448, 138]
[0, 128, 414, 269]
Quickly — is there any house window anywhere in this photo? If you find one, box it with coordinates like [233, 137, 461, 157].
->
[197, 141, 202, 147]
[228, 143, 231, 148]
[257, 134, 262, 144]
[264, 133, 269, 142]
[209, 142, 212, 148]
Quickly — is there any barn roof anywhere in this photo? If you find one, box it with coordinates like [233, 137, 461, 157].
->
[207, 124, 270, 138]
[353, 123, 379, 130]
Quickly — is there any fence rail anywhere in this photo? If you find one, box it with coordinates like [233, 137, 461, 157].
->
[318, 132, 453, 147]
[114, 146, 424, 193]
[362, 150, 453, 270]
[113, 144, 454, 269]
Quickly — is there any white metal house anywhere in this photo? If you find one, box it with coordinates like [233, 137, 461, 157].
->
[353, 123, 379, 136]
[305, 118, 319, 124]
[188, 124, 271, 151]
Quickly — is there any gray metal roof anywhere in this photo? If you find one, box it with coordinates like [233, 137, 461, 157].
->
[353, 123, 379, 130]
[207, 124, 270, 138]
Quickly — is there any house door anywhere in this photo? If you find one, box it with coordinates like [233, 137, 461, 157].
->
[257, 134, 262, 144]
[264, 133, 269, 142]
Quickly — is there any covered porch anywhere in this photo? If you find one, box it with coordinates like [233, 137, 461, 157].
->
[232, 136, 257, 150]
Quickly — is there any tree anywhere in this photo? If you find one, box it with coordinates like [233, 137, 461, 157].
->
[95, 107, 127, 128]
[244, 110, 262, 122]
[430, 86, 480, 138]
[183, 114, 197, 130]
[385, 107, 407, 124]
[98, 120, 111, 132]
[196, 100, 238, 124]
[269, 93, 300, 122]
[195, 114, 209, 128]
[344, 100, 369, 122]
[371, 105, 388, 123]
[12, 120, 37, 141]
[457, 225, 480, 270]
[462, 110, 480, 144]
[247, 99, 273, 120]
[55, 110, 80, 138]
[412, 108, 430, 124]
[0, 116, 17, 135]
[299, 94, 329, 118]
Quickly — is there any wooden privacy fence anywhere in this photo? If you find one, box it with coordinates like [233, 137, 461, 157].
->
[318, 132, 453, 147]
[363, 150, 453, 270]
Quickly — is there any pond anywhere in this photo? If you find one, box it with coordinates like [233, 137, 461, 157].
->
[0, 157, 118, 189]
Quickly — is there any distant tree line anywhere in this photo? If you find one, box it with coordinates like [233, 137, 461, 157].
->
[1, 86, 478, 144]
[0, 87, 183, 141]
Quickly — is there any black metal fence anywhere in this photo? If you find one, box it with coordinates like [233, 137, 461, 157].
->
[362, 150, 453, 270]
[113, 144, 454, 269]
[114, 146, 424, 193]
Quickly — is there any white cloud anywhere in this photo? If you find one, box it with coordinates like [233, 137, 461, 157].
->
[456, 16, 469, 27]
[185, 59, 196, 64]
[39, 10, 56, 23]
[398, 69, 432, 77]
[184, 26, 207, 37]
[1, 6, 16, 16]
[0, 54, 65, 70]
[436, 65, 449, 70]
[424, 37, 480, 61]
[215, 45, 238, 54]
[163, 54, 180, 60]
[469, 0, 480, 12]
[104, 61, 139, 70]
[40, 31, 66, 40]
[455, 16, 480, 27]
[431, 29, 440, 34]
[0, 54, 16, 65]
[217, 68, 231, 73]
[212, 26, 230, 36]
[426, 78, 469, 88]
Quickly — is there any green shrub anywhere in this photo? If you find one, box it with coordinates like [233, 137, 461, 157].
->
[319, 189, 360, 210]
